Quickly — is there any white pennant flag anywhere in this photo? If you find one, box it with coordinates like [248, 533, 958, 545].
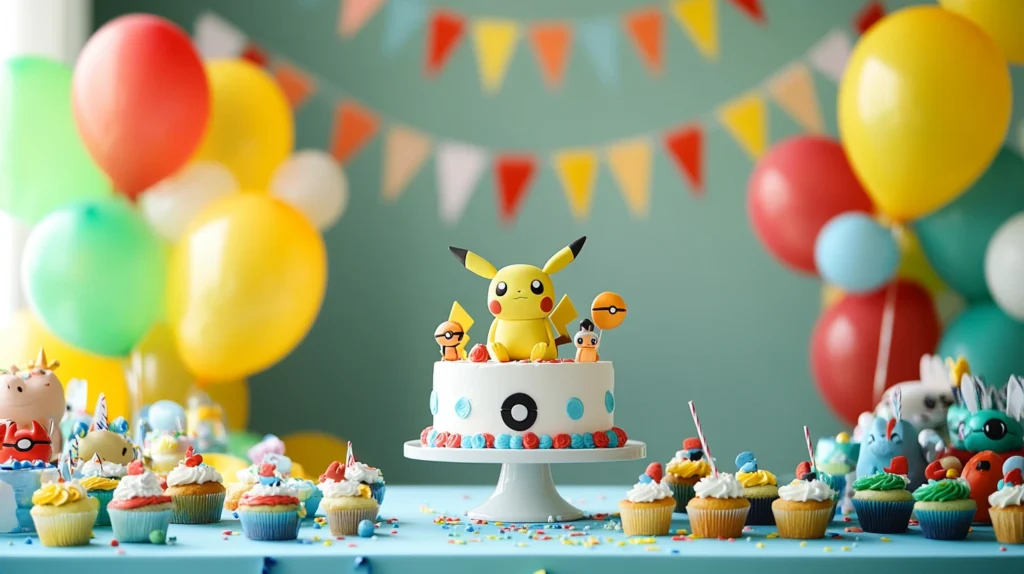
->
[194, 12, 247, 59]
[436, 141, 488, 225]
[807, 29, 852, 83]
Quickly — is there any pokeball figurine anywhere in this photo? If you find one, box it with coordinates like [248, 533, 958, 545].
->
[591, 292, 627, 331]
[574, 319, 600, 363]
[435, 321, 465, 362]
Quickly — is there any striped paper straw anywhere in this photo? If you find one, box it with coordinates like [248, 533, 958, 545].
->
[804, 426, 816, 473]
[346, 441, 356, 468]
[890, 387, 902, 421]
[688, 401, 717, 477]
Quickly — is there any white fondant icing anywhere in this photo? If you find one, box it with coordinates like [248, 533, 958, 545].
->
[431, 361, 615, 438]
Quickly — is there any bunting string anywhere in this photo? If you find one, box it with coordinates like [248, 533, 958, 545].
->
[195, 11, 853, 225]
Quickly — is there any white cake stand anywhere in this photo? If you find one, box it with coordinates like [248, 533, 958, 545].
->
[404, 439, 646, 522]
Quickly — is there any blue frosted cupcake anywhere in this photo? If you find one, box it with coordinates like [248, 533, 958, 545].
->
[286, 478, 323, 518]
[346, 461, 385, 506]
[913, 466, 975, 540]
[852, 457, 914, 534]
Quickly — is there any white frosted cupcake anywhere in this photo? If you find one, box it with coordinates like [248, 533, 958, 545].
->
[165, 448, 225, 524]
[772, 475, 835, 539]
[618, 463, 675, 536]
[318, 470, 379, 536]
[990, 477, 1024, 544]
[685, 473, 750, 539]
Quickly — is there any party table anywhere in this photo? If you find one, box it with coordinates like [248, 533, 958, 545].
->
[2, 485, 1022, 574]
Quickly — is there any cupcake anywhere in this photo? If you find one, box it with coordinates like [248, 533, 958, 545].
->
[851, 456, 914, 534]
[237, 463, 304, 541]
[665, 437, 710, 512]
[345, 460, 386, 506]
[285, 477, 322, 518]
[77, 455, 126, 527]
[29, 478, 99, 546]
[913, 457, 975, 540]
[618, 463, 675, 536]
[318, 461, 379, 536]
[685, 472, 750, 538]
[734, 451, 778, 525]
[144, 432, 194, 474]
[107, 460, 173, 543]
[989, 459, 1024, 545]
[771, 467, 835, 539]
[816, 432, 856, 515]
[165, 446, 225, 524]
[225, 452, 293, 511]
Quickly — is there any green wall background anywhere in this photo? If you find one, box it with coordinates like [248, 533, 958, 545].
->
[94, 0, 1024, 485]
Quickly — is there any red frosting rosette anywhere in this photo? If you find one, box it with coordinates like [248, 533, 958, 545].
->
[553, 434, 571, 449]
[434, 431, 449, 448]
[522, 432, 539, 449]
[612, 427, 628, 447]
[483, 433, 495, 448]
[446, 433, 462, 448]
[421, 426, 433, 445]
[468, 344, 489, 362]
[593, 431, 609, 448]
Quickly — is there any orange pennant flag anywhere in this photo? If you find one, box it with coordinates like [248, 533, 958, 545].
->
[330, 100, 380, 165]
[624, 8, 663, 75]
[382, 125, 432, 202]
[767, 63, 824, 134]
[273, 63, 317, 110]
[606, 138, 652, 217]
[528, 22, 572, 90]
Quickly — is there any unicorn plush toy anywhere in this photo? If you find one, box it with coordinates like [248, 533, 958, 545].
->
[855, 388, 927, 490]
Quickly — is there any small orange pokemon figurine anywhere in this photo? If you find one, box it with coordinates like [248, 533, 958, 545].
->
[435, 321, 465, 361]
[574, 319, 600, 363]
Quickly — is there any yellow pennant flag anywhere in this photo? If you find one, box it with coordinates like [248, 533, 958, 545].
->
[671, 0, 718, 60]
[472, 19, 521, 93]
[553, 149, 599, 220]
[767, 63, 824, 134]
[718, 92, 768, 159]
[605, 138, 652, 217]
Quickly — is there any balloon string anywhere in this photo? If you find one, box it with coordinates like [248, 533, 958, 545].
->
[872, 281, 899, 404]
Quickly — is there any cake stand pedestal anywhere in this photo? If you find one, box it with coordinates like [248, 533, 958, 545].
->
[404, 439, 646, 522]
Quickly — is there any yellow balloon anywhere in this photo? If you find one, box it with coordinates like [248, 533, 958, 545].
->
[193, 60, 293, 189]
[838, 6, 1011, 222]
[167, 194, 327, 382]
[198, 379, 250, 431]
[129, 323, 195, 407]
[0, 310, 130, 420]
[282, 432, 347, 479]
[941, 0, 1024, 64]
[201, 453, 249, 483]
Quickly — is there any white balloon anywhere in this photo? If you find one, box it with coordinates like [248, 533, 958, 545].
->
[139, 162, 238, 241]
[270, 150, 348, 231]
[985, 212, 1024, 320]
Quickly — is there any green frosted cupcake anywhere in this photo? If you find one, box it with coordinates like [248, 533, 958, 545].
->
[913, 477, 975, 540]
[852, 462, 914, 534]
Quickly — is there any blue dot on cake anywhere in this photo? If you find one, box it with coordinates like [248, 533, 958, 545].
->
[566, 397, 584, 420]
[605, 391, 615, 413]
[455, 397, 472, 419]
[429, 390, 438, 415]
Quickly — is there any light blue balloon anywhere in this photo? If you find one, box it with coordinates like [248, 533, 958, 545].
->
[814, 213, 899, 293]
[938, 302, 1024, 387]
[147, 400, 186, 433]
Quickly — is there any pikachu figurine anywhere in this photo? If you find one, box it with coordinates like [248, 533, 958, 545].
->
[449, 237, 584, 362]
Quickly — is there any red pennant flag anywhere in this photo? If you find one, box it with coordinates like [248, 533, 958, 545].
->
[528, 22, 572, 90]
[664, 125, 704, 195]
[728, 0, 766, 24]
[624, 8, 663, 75]
[854, 1, 885, 36]
[425, 9, 465, 77]
[273, 63, 317, 110]
[241, 43, 269, 67]
[330, 100, 380, 164]
[495, 154, 536, 224]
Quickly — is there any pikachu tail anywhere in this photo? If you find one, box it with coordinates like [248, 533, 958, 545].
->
[549, 295, 578, 347]
[449, 301, 475, 358]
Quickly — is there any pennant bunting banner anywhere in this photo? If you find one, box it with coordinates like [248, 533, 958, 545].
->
[728, 0, 766, 24]
[437, 141, 488, 225]
[339, 0, 387, 37]
[495, 155, 537, 224]
[194, 12, 246, 59]
[854, 1, 885, 36]
[671, 0, 719, 60]
[664, 125, 704, 195]
[554, 149, 600, 220]
[528, 22, 572, 90]
[241, 43, 269, 67]
[605, 139, 653, 217]
[717, 92, 768, 159]
[807, 29, 852, 82]
[577, 17, 619, 86]
[331, 100, 380, 164]
[381, 0, 427, 56]
[624, 8, 664, 75]
[382, 125, 432, 202]
[472, 19, 521, 93]
[425, 9, 465, 76]
[767, 63, 824, 134]
[273, 63, 317, 109]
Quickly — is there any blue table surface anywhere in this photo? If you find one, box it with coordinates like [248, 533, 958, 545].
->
[2, 485, 1023, 574]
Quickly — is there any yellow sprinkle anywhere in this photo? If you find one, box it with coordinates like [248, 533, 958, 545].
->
[675, 528, 689, 535]
[606, 537, 614, 543]
[799, 541, 807, 547]
[617, 541, 627, 547]
[645, 546, 661, 552]
[766, 532, 779, 539]
[495, 522, 504, 526]
[629, 537, 656, 545]
[313, 536, 321, 542]
[880, 537, 891, 543]
[841, 546, 852, 552]
[453, 539, 466, 545]
[323, 540, 332, 547]
[823, 546, 833, 553]
[756, 542, 765, 549]
[233, 532, 241, 536]
[486, 535, 498, 540]
[516, 542, 528, 548]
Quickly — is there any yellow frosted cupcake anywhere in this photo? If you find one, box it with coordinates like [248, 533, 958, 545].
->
[685, 473, 750, 538]
[618, 463, 675, 536]
[665, 437, 710, 512]
[30, 479, 99, 547]
[771, 473, 836, 539]
[734, 451, 778, 525]
[989, 466, 1024, 545]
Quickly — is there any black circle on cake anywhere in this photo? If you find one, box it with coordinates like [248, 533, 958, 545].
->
[501, 393, 538, 431]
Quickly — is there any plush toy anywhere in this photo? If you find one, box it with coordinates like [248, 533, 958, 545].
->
[0, 349, 66, 458]
[963, 450, 1004, 524]
[855, 389, 927, 490]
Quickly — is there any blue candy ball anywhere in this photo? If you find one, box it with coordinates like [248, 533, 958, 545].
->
[357, 519, 375, 538]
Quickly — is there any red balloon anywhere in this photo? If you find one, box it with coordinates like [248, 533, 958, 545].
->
[748, 136, 874, 274]
[73, 15, 209, 198]
[810, 280, 940, 426]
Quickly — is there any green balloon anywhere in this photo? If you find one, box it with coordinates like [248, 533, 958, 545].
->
[938, 302, 1024, 387]
[22, 197, 165, 356]
[228, 431, 263, 460]
[0, 56, 111, 223]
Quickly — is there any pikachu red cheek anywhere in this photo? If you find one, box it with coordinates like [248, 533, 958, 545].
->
[489, 300, 502, 314]
[540, 297, 553, 313]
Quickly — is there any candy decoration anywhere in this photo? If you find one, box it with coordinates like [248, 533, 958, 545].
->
[357, 519, 375, 538]
[184, 446, 204, 468]
[1003, 456, 1024, 476]
[687, 401, 717, 477]
[925, 460, 946, 481]
[804, 426, 817, 472]
[885, 456, 909, 476]
[735, 451, 757, 473]
[1005, 468, 1023, 487]
[320, 461, 345, 483]
[645, 462, 663, 484]
[109, 417, 129, 435]
[683, 437, 702, 451]
[127, 460, 144, 475]
[795, 461, 813, 480]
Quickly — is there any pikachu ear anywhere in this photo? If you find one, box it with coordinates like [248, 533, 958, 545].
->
[449, 247, 498, 280]
[542, 236, 586, 275]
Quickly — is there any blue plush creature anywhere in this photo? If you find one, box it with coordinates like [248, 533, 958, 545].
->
[855, 416, 926, 490]
[959, 375, 1024, 454]
[735, 451, 757, 473]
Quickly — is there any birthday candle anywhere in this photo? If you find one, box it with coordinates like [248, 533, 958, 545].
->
[687, 401, 717, 477]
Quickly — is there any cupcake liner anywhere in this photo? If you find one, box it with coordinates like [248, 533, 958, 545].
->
[829, 476, 847, 522]
[991, 509, 1024, 545]
[852, 498, 914, 534]
[687, 506, 749, 539]
[31, 510, 98, 547]
[773, 507, 832, 539]
[370, 483, 386, 506]
[303, 491, 323, 518]
[109, 508, 172, 543]
[239, 510, 301, 541]
[325, 506, 380, 536]
[171, 492, 226, 524]
[668, 483, 696, 513]
[916, 509, 975, 541]
[619, 503, 674, 536]
[88, 490, 115, 527]
[744, 497, 777, 526]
